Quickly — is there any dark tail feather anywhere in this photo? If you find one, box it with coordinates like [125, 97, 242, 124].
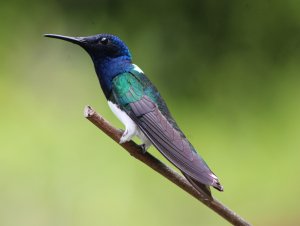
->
[182, 172, 212, 199]
[212, 179, 224, 192]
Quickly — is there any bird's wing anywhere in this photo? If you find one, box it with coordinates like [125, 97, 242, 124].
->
[110, 72, 223, 191]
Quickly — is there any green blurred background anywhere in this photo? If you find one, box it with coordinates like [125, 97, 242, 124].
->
[1, 1, 300, 225]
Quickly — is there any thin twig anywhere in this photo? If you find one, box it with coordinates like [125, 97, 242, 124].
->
[84, 105, 251, 226]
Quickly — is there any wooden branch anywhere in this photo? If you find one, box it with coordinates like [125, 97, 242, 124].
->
[84, 106, 251, 226]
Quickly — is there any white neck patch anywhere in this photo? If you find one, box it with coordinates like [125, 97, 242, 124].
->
[132, 64, 144, 73]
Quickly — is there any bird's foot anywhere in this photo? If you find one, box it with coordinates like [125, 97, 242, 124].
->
[119, 129, 134, 144]
[139, 142, 151, 154]
[119, 130, 128, 144]
[139, 144, 147, 154]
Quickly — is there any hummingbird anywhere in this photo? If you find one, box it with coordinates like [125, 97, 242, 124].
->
[44, 33, 223, 197]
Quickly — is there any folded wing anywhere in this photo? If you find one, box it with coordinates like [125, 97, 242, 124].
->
[111, 72, 223, 194]
[127, 96, 223, 192]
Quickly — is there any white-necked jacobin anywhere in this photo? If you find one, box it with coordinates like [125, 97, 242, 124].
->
[44, 33, 223, 197]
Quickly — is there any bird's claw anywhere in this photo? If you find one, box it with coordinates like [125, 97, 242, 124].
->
[119, 129, 130, 144]
[139, 144, 147, 154]
[119, 136, 127, 144]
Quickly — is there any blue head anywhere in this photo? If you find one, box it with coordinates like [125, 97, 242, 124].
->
[45, 33, 134, 98]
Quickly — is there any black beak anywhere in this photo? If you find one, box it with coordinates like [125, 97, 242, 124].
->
[44, 34, 86, 47]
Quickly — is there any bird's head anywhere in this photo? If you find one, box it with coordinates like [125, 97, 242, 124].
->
[44, 33, 132, 64]
[45, 33, 134, 98]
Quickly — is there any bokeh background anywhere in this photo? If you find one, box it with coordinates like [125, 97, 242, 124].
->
[1, 1, 300, 225]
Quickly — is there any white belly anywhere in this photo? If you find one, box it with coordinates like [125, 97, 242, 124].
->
[108, 101, 151, 148]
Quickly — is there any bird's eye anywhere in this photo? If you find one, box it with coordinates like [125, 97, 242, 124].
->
[100, 37, 108, 45]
